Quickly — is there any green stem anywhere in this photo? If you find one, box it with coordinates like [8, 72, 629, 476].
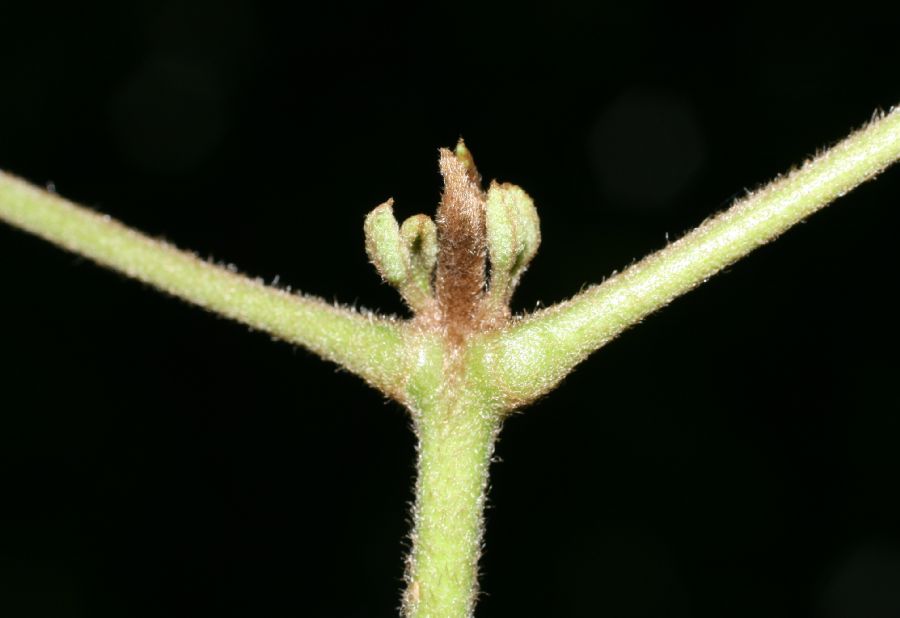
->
[0, 170, 408, 396]
[487, 105, 900, 405]
[404, 391, 500, 618]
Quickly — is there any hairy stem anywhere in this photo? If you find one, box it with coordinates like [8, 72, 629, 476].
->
[404, 391, 500, 618]
[487, 106, 900, 405]
[0, 170, 408, 396]
[4, 107, 899, 618]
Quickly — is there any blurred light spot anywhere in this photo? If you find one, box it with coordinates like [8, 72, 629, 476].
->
[821, 544, 900, 618]
[109, 57, 227, 174]
[590, 89, 706, 210]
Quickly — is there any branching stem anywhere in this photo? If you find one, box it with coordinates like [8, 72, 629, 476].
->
[485, 106, 900, 406]
[0, 171, 407, 396]
[2, 105, 899, 618]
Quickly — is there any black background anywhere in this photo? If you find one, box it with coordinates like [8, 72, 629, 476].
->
[2, 3, 900, 617]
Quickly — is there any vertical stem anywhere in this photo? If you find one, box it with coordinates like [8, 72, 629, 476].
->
[404, 394, 500, 618]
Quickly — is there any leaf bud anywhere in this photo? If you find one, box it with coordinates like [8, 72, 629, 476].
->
[400, 214, 438, 297]
[484, 182, 541, 303]
[364, 200, 409, 288]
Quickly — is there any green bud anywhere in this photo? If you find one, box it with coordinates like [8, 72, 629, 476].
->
[485, 183, 518, 276]
[364, 200, 409, 287]
[509, 185, 540, 279]
[400, 214, 438, 297]
[484, 182, 541, 303]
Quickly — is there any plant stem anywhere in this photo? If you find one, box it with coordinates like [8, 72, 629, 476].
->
[403, 390, 500, 618]
[4, 106, 899, 618]
[0, 170, 408, 396]
[488, 105, 900, 405]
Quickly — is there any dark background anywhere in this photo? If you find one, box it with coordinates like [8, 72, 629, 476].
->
[2, 2, 899, 617]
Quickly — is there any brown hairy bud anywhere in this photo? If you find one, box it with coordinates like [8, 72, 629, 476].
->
[434, 148, 487, 342]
